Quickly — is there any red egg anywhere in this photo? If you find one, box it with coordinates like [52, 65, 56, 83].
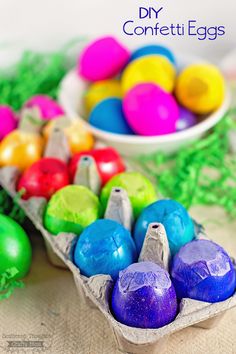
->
[17, 157, 70, 200]
[69, 147, 125, 185]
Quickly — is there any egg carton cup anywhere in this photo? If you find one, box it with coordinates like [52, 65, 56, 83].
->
[0, 165, 236, 354]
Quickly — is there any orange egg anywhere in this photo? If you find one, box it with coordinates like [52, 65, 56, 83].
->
[0, 130, 44, 171]
[43, 118, 94, 154]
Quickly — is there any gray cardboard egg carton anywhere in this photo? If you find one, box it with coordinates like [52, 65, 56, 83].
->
[0, 124, 236, 354]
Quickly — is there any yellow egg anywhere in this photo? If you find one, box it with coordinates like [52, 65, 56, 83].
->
[84, 80, 122, 114]
[175, 64, 225, 114]
[121, 55, 176, 93]
[43, 117, 94, 155]
[0, 130, 44, 171]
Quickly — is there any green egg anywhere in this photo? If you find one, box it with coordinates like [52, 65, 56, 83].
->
[100, 171, 157, 218]
[0, 214, 32, 280]
[44, 185, 102, 235]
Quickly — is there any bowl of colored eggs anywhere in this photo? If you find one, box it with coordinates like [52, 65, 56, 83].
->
[59, 36, 230, 156]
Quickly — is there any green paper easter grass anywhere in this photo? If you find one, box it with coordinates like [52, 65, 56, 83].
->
[0, 267, 24, 300]
[131, 110, 236, 218]
[0, 50, 68, 110]
[0, 188, 25, 224]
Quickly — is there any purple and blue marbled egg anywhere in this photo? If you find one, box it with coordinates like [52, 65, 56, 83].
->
[111, 261, 178, 328]
[171, 239, 236, 303]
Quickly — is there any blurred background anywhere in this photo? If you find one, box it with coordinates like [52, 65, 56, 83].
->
[0, 0, 235, 66]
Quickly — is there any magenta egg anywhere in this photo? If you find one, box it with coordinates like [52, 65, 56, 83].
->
[123, 83, 179, 136]
[24, 95, 64, 121]
[0, 106, 17, 140]
[79, 36, 130, 82]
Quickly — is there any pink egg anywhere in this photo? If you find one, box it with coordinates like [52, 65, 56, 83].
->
[123, 83, 179, 136]
[0, 106, 17, 140]
[79, 36, 130, 82]
[24, 95, 64, 121]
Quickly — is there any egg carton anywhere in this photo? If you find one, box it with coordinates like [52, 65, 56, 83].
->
[0, 163, 236, 354]
[1, 123, 236, 354]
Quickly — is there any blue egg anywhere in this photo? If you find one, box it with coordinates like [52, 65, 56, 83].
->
[134, 199, 194, 255]
[73, 219, 137, 279]
[89, 98, 134, 135]
[171, 239, 236, 303]
[131, 45, 176, 65]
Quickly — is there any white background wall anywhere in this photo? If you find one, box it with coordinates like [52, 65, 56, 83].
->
[0, 0, 235, 65]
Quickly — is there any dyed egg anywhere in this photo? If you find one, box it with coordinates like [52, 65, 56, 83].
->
[121, 55, 176, 94]
[24, 95, 64, 120]
[84, 80, 122, 114]
[43, 118, 94, 154]
[79, 36, 130, 81]
[100, 171, 157, 218]
[171, 239, 236, 303]
[123, 83, 179, 136]
[73, 219, 137, 279]
[44, 185, 101, 235]
[134, 199, 194, 255]
[111, 261, 178, 328]
[175, 64, 225, 114]
[131, 45, 176, 64]
[89, 98, 134, 135]
[17, 157, 70, 200]
[69, 147, 126, 185]
[0, 130, 44, 171]
[176, 106, 197, 132]
[0, 214, 32, 280]
[0, 106, 17, 140]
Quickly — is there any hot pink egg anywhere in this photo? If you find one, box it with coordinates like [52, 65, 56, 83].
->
[24, 95, 64, 121]
[0, 106, 17, 140]
[79, 36, 130, 82]
[123, 83, 179, 136]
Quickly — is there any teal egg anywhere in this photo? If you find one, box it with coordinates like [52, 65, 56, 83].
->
[134, 199, 194, 255]
[73, 219, 137, 279]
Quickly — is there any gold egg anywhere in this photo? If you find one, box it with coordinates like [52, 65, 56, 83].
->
[0, 130, 44, 171]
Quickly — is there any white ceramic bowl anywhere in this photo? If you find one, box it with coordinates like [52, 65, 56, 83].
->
[58, 56, 230, 157]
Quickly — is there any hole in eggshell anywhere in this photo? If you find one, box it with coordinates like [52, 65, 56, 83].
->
[82, 156, 89, 161]
[152, 224, 159, 229]
[115, 188, 121, 193]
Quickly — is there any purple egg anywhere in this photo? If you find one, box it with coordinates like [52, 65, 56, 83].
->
[176, 106, 197, 132]
[111, 261, 178, 329]
[171, 239, 236, 303]
[0, 106, 17, 140]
